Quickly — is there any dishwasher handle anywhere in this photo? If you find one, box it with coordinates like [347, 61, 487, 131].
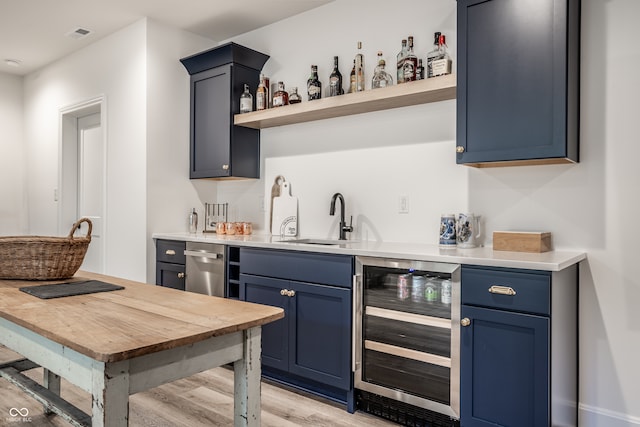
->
[183, 250, 223, 260]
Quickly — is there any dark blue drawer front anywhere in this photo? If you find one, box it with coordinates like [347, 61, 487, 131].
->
[462, 266, 550, 316]
[156, 239, 186, 264]
[240, 248, 353, 288]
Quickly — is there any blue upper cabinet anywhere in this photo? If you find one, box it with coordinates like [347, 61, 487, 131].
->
[456, 0, 580, 167]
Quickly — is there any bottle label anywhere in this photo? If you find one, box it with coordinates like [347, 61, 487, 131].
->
[403, 61, 416, 81]
[273, 95, 284, 107]
[432, 58, 452, 77]
[240, 98, 252, 113]
[308, 85, 321, 96]
[256, 93, 266, 110]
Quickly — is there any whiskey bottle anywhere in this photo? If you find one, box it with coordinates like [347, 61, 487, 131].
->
[328, 56, 344, 96]
[307, 65, 322, 100]
[416, 59, 424, 80]
[396, 39, 407, 84]
[240, 84, 253, 114]
[427, 32, 452, 78]
[348, 60, 356, 93]
[402, 36, 418, 82]
[355, 41, 365, 92]
[256, 74, 268, 111]
[272, 81, 289, 107]
[371, 51, 393, 89]
[289, 86, 302, 104]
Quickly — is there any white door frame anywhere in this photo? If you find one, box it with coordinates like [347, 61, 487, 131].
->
[58, 95, 107, 271]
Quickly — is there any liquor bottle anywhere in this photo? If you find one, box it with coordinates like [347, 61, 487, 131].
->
[416, 59, 424, 80]
[355, 41, 365, 92]
[371, 51, 393, 89]
[256, 74, 268, 111]
[239, 84, 253, 114]
[396, 39, 407, 84]
[307, 65, 322, 100]
[427, 32, 453, 78]
[289, 86, 302, 104]
[272, 81, 289, 107]
[348, 59, 356, 93]
[328, 56, 344, 96]
[402, 36, 418, 82]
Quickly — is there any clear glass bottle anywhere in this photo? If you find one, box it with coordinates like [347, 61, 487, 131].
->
[355, 41, 365, 92]
[240, 84, 253, 114]
[256, 74, 268, 111]
[272, 81, 289, 107]
[348, 59, 356, 93]
[328, 56, 344, 96]
[371, 51, 393, 89]
[397, 39, 407, 84]
[307, 65, 322, 100]
[289, 86, 302, 104]
[402, 36, 418, 82]
[427, 32, 452, 78]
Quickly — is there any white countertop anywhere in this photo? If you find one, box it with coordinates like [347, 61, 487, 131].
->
[153, 232, 586, 271]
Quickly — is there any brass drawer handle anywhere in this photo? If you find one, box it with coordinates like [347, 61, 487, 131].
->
[280, 289, 288, 296]
[488, 285, 517, 296]
[177, 272, 185, 279]
[165, 249, 176, 256]
[461, 318, 471, 327]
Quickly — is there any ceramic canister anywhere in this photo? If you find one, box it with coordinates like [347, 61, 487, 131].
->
[439, 214, 457, 247]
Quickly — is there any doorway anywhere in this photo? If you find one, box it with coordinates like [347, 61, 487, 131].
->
[59, 97, 106, 274]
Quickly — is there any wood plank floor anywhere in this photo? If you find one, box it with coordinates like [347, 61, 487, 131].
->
[0, 346, 397, 426]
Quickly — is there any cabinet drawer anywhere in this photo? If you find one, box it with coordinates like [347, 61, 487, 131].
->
[156, 262, 186, 290]
[240, 248, 353, 287]
[156, 240, 186, 264]
[461, 266, 550, 316]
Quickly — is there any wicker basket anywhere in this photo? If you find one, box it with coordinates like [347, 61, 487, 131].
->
[0, 218, 92, 280]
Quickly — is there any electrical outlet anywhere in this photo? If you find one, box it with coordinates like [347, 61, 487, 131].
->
[398, 195, 409, 214]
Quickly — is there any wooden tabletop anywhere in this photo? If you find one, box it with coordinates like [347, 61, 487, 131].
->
[0, 272, 284, 363]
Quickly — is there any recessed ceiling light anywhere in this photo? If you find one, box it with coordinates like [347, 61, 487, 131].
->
[4, 59, 21, 67]
[66, 27, 92, 39]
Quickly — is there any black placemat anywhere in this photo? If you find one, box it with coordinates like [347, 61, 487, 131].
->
[19, 280, 124, 299]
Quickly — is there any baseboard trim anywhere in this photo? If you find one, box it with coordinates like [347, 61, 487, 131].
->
[579, 403, 640, 426]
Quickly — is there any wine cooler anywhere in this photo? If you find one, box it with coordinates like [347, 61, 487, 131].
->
[353, 256, 461, 424]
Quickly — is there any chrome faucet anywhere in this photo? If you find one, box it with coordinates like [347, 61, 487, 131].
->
[330, 192, 353, 240]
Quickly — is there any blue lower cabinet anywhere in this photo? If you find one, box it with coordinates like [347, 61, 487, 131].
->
[238, 248, 355, 411]
[460, 305, 549, 426]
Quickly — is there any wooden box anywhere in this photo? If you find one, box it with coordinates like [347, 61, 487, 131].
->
[493, 231, 552, 253]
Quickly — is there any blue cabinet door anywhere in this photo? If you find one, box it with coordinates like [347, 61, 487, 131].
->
[240, 274, 289, 371]
[288, 280, 351, 390]
[456, 0, 579, 165]
[461, 305, 550, 427]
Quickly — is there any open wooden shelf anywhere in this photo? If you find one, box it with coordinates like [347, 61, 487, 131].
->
[233, 74, 456, 129]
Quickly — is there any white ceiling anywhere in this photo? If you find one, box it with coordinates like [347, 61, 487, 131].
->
[0, 0, 332, 76]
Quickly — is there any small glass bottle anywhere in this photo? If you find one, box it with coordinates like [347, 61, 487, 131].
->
[307, 65, 322, 100]
[328, 56, 344, 96]
[256, 74, 268, 111]
[348, 60, 356, 93]
[239, 84, 253, 114]
[416, 59, 425, 80]
[396, 39, 407, 84]
[272, 81, 289, 107]
[188, 208, 198, 233]
[355, 41, 365, 92]
[371, 51, 393, 89]
[289, 87, 302, 104]
[402, 36, 418, 82]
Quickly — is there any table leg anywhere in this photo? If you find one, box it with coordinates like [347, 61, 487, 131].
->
[91, 360, 130, 427]
[43, 368, 61, 414]
[234, 326, 262, 427]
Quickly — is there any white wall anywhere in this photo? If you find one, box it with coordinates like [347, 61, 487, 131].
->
[0, 73, 27, 234]
[224, 0, 640, 424]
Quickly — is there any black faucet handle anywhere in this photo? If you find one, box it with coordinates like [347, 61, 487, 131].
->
[344, 215, 354, 233]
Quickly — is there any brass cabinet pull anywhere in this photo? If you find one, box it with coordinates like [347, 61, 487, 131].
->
[280, 289, 288, 296]
[287, 290, 296, 297]
[488, 285, 517, 296]
[165, 249, 176, 256]
[456, 146, 465, 153]
[461, 318, 471, 327]
[222, 164, 229, 170]
[280, 289, 295, 297]
[177, 272, 185, 279]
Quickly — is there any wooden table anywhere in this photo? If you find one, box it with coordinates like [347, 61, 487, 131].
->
[0, 272, 284, 426]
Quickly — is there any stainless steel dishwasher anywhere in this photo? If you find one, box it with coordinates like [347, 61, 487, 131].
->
[184, 242, 225, 296]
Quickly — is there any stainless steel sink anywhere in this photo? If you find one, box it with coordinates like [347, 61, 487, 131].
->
[282, 238, 355, 245]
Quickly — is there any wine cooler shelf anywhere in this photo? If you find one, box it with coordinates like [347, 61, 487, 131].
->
[233, 74, 456, 129]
